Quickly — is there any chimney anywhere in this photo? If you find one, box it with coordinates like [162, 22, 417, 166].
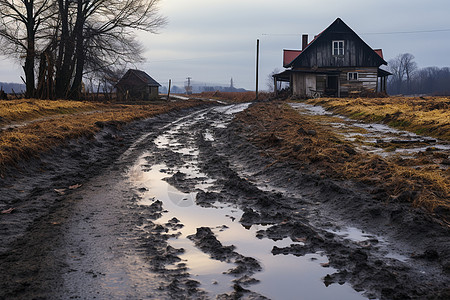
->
[302, 34, 308, 51]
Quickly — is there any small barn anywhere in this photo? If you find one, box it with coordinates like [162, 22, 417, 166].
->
[273, 18, 391, 98]
[116, 69, 161, 100]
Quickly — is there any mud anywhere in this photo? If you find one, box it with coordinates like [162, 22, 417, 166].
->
[0, 102, 449, 299]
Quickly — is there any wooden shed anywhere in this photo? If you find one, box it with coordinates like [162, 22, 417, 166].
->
[273, 18, 391, 98]
[116, 69, 161, 100]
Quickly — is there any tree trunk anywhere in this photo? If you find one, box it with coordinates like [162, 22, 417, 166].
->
[55, 0, 74, 99]
[24, 1, 36, 98]
[24, 46, 35, 98]
[68, 1, 85, 100]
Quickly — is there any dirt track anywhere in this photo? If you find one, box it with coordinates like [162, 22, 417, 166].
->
[0, 102, 449, 299]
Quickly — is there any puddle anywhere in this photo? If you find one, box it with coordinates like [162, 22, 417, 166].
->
[129, 156, 366, 299]
[213, 103, 251, 115]
[203, 130, 215, 142]
[289, 102, 450, 162]
[290, 102, 334, 116]
[327, 226, 376, 243]
[327, 226, 409, 263]
[127, 104, 367, 299]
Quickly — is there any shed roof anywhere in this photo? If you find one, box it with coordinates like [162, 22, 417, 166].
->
[116, 69, 161, 87]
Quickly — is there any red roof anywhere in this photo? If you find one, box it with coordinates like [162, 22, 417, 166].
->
[283, 30, 325, 67]
[374, 49, 384, 59]
[283, 50, 302, 67]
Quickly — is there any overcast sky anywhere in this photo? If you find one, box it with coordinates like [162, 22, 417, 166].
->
[1, 0, 449, 90]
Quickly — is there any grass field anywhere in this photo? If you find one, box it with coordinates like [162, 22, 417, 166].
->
[0, 99, 101, 124]
[235, 102, 449, 216]
[0, 99, 206, 172]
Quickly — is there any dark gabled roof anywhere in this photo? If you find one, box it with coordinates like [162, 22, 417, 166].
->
[116, 69, 161, 87]
[286, 18, 387, 68]
[378, 68, 392, 77]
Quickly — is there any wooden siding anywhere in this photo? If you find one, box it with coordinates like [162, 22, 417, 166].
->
[293, 34, 383, 68]
[290, 67, 378, 98]
[290, 19, 385, 69]
[292, 73, 316, 97]
[339, 67, 378, 95]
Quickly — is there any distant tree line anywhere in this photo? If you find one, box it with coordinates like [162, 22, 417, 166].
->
[387, 53, 450, 96]
[159, 85, 247, 95]
[0, 82, 25, 94]
[0, 0, 166, 100]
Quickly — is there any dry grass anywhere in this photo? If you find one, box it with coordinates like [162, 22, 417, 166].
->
[0, 99, 102, 124]
[194, 91, 272, 103]
[0, 99, 204, 172]
[235, 102, 449, 215]
[304, 97, 450, 141]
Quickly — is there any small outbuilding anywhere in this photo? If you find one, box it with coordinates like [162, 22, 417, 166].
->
[116, 69, 161, 100]
[273, 18, 391, 98]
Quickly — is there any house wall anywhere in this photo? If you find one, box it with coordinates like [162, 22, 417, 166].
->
[149, 86, 159, 99]
[295, 36, 383, 68]
[338, 67, 378, 96]
[291, 73, 316, 97]
[291, 67, 378, 98]
[117, 85, 160, 101]
[292, 19, 385, 69]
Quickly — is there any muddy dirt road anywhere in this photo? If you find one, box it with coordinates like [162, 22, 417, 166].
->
[0, 103, 449, 299]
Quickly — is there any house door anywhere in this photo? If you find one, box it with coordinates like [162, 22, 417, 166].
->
[326, 75, 339, 97]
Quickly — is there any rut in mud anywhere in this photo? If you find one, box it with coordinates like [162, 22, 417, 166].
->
[126, 104, 365, 299]
[0, 103, 449, 299]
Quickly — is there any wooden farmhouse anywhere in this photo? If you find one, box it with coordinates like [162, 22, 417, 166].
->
[273, 18, 391, 98]
[116, 69, 161, 100]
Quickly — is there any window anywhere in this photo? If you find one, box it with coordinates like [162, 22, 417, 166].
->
[348, 72, 358, 81]
[332, 40, 344, 56]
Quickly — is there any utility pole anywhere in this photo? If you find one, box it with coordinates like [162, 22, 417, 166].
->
[167, 79, 171, 101]
[255, 39, 259, 100]
[185, 77, 192, 95]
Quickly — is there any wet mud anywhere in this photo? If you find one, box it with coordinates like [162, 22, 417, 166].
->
[0, 102, 449, 299]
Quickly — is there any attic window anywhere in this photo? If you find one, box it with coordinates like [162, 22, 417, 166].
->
[332, 40, 344, 56]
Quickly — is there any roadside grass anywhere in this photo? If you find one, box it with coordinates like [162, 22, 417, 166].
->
[235, 102, 449, 216]
[303, 97, 450, 141]
[0, 99, 205, 172]
[0, 99, 102, 125]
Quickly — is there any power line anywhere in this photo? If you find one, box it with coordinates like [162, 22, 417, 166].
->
[361, 28, 450, 35]
[262, 28, 450, 36]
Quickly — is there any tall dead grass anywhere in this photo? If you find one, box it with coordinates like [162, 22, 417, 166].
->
[0, 100, 204, 172]
[235, 102, 449, 215]
[0, 99, 101, 124]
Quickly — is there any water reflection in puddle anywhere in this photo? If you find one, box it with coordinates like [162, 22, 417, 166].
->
[130, 158, 365, 299]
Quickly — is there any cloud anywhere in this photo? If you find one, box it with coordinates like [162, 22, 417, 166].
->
[1, 0, 449, 90]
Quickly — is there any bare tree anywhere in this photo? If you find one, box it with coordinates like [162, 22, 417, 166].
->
[401, 53, 417, 93]
[53, 0, 166, 99]
[1, 0, 166, 100]
[0, 0, 55, 98]
[266, 68, 281, 92]
[388, 53, 417, 95]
